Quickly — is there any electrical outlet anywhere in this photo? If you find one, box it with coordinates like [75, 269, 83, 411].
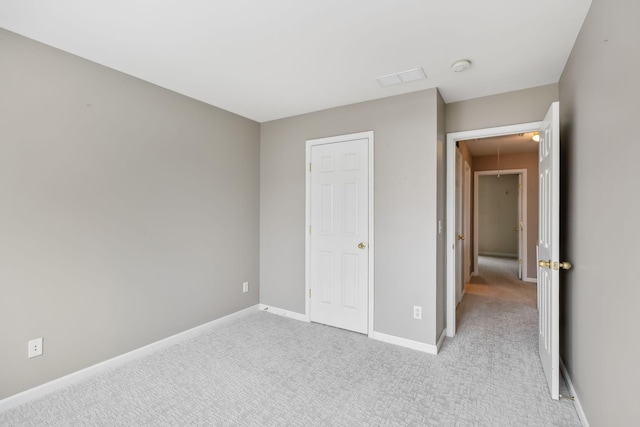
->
[242, 281, 249, 293]
[413, 306, 422, 320]
[28, 338, 43, 358]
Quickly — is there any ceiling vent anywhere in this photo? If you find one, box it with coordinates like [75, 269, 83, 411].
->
[376, 67, 426, 87]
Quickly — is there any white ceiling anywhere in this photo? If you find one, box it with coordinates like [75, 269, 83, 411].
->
[0, 0, 592, 123]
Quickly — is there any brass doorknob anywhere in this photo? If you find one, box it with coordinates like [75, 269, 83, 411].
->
[457, 235, 465, 241]
[558, 262, 572, 270]
[539, 260, 572, 270]
[358, 242, 366, 249]
[539, 260, 551, 268]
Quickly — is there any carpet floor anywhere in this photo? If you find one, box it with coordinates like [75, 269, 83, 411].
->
[0, 256, 581, 426]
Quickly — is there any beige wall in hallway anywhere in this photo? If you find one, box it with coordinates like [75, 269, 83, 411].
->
[478, 175, 520, 257]
[473, 152, 538, 280]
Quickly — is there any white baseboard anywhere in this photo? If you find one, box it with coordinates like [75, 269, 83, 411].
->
[371, 331, 439, 355]
[523, 277, 537, 283]
[258, 304, 309, 322]
[260, 302, 445, 355]
[560, 357, 590, 427]
[260, 304, 443, 355]
[0, 305, 259, 412]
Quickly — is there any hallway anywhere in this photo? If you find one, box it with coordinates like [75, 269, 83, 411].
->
[448, 255, 579, 423]
[462, 255, 536, 306]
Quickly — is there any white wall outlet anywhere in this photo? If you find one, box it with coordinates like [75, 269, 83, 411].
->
[242, 281, 249, 293]
[413, 305, 422, 320]
[28, 337, 43, 358]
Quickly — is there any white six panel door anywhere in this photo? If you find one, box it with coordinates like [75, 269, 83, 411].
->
[538, 102, 560, 399]
[310, 138, 368, 334]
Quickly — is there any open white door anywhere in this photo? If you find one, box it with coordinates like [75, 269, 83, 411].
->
[538, 101, 570, 400]
[455, 149, 464, 303]
[464, 161, 472, 284]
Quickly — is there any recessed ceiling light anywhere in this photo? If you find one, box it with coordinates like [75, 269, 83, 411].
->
[376, 68, 426, 87]
[451, 59, 472, 72]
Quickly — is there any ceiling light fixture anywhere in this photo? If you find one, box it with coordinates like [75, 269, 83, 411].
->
[376, 67, 426, 87]
[451, 59, 472, 72]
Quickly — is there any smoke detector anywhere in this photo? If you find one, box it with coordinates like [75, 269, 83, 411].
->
[451, 59, 472, 72]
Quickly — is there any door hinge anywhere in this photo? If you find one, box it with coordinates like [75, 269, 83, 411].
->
[309, 226, 312, 235]
[309, 289, 311, 298]
[519, 259, 523, 265]
[519, 184, 523, 190]
[309, 162, 312, 172]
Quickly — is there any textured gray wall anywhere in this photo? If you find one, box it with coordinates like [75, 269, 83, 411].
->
[260, 89, 442, 345]
[446, 84, 558, 133]
[559, 0, 640, 424]
[0, 30, 260, 399]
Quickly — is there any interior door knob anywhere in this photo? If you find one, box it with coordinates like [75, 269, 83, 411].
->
[457, 235, 465, 241]
[539, 260, 551, 268]
[358, 242, 366, 249]
[558, 262, 572, 270]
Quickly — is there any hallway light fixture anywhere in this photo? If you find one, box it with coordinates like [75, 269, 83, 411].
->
[532, 132, 540, 142]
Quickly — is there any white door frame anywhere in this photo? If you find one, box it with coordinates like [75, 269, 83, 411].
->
[473, 169, 528, 281]
[305, 131, 375, 336]
[446, 122, 540, 337]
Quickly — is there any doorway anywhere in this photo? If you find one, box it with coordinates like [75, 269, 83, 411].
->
[474, 169, 527, 282]
[446, 122, 541, 338]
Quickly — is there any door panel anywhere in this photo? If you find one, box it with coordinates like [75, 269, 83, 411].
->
[538, 102, 560, 399]
[455, 149, 463, 303]
[464, 161, 471, 284]
[310, 138, 368, 334]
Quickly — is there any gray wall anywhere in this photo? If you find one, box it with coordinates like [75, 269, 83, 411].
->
[260, 89, 443, 345]
[0, 30, 260, 399]
[477, 175, 519, 257]
[559, 0, 640, 424]
[446, 84, 558, 133]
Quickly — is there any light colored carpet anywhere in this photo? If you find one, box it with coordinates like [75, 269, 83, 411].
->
[1, 257, 580, 426]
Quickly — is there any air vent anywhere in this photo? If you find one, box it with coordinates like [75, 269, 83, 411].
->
[376, 67, 426, 87]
